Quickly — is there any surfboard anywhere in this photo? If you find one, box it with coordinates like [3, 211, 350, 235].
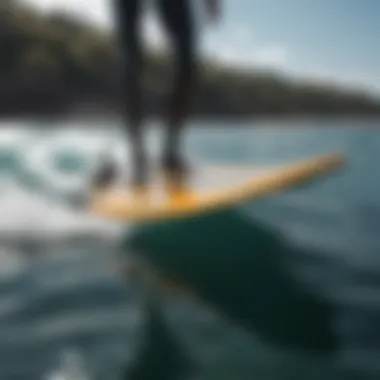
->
[91, 152, 345, 223]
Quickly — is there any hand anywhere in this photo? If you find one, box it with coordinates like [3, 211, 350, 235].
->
[205, 0, 221, 23]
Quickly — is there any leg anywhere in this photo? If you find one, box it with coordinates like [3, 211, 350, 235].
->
[92, 0, 148, 189]
[115, 0, 147, 186]
[157, 0, 197, 177]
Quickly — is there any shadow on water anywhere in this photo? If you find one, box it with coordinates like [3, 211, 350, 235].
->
[124, 208, 339, 355]
[124, 295, 195, 380]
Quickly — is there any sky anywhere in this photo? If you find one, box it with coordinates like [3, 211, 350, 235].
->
[22, 0, 380, 95]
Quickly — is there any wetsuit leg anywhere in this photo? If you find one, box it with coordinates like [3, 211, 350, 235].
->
[156, 0, 196, 173]
[92, 0, 146, 189]
[114, 0, 147, 185]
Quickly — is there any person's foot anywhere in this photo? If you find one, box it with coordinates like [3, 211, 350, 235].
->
[161, 151, 189, 188]
[91, 158, 117, 190]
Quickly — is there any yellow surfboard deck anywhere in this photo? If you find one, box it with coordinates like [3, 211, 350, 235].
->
[91, 152, 345, 223]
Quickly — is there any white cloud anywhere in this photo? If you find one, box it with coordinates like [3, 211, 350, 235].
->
[253, 46, 288, 67]
[22, 0, 112, 27]
[202, 21, 290, 70]
[209, 45, 289, 69]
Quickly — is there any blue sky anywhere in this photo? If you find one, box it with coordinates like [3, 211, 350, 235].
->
[26, 0, 380, 94]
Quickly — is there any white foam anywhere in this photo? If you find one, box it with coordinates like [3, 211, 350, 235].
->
[0, 185, 124, 241]
[44, 348, 92, 380]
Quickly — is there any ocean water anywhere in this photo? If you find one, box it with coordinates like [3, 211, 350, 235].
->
[0, 119, 380, 380]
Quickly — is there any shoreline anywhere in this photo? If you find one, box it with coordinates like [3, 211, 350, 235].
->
[0, 114, 379, 132]
[0, 105, 379, 125]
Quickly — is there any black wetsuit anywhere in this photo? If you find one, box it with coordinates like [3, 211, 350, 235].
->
[113, 0, 196, 186]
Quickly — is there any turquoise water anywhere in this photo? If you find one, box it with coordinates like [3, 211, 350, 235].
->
[0, 119, 380, 379]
